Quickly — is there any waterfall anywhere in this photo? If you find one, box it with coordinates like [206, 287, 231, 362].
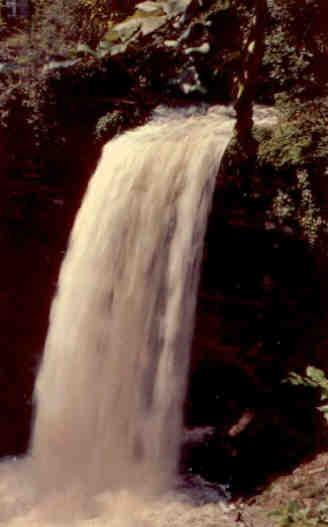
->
[0, 106, 235, 526]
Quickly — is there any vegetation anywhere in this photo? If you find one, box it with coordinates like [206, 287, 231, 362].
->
[270, 499, 328, 527]
[286, 367, 328, 423]
[1, 0, 326, 164]
[264, 367, 328, 527]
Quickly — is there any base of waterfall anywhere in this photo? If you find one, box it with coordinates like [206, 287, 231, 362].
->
[0, 456, 234, 527]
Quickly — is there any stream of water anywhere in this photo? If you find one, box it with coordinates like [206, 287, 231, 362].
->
[0, 106, 236, 526]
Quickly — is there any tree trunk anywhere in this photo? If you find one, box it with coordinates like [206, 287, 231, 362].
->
[234, 0, 268, 157]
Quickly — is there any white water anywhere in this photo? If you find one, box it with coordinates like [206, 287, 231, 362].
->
[0, 106, 235, 526]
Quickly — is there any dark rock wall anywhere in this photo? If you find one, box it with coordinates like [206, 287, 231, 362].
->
[0, 98, 103, 456]
[184, 171, 328, 492]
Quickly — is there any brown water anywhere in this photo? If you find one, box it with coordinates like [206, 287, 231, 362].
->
[0, 106, 235, 526]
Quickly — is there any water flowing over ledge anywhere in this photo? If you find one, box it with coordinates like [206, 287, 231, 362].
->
[0, 105, 235, 526]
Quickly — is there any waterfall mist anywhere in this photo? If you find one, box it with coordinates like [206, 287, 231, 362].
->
[0, 106, 234, 526]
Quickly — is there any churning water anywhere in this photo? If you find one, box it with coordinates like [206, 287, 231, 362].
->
[0, 106, 235, 526]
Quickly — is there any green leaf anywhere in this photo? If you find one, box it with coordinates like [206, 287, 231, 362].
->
[306, 367, 327, 384]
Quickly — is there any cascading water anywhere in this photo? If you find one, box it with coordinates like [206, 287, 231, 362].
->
[0, 106, 235, 526]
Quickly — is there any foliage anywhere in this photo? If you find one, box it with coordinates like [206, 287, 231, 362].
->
[0, 0, 327, 202]
[72, 0, 139, 44]
[257, 90, 328, 248]
[95, 110, 125, 140]
[286, 366, 328, 423]
[270, 500, 317, 527]
[79, 0, 236, 101]
[263, 12, 313, 97]
[263, 0, 328, 99]
[257, 0, 328, 219]
[97, 0, 193, 58]
[274, 0, 328, 68]
[269, 499, 328, 526]
[30, 0, 85, 58]
[94, 108, 143, 141]
[29, 0, 197, 53]
[259, 96, 328, 169]
[265, 167, 328, 247]
[0, 0, 240, 143]
[295, 170, 327, 247]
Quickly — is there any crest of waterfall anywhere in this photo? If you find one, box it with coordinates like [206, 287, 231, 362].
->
[0, 105, 235, 526]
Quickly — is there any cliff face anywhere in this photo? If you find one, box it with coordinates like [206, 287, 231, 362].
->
[185, 172, 327, 491]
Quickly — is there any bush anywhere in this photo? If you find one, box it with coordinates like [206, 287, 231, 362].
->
[286, 366, 328, 423]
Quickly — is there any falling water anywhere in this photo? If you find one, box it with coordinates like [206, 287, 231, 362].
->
[0, 106, 235, 526]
